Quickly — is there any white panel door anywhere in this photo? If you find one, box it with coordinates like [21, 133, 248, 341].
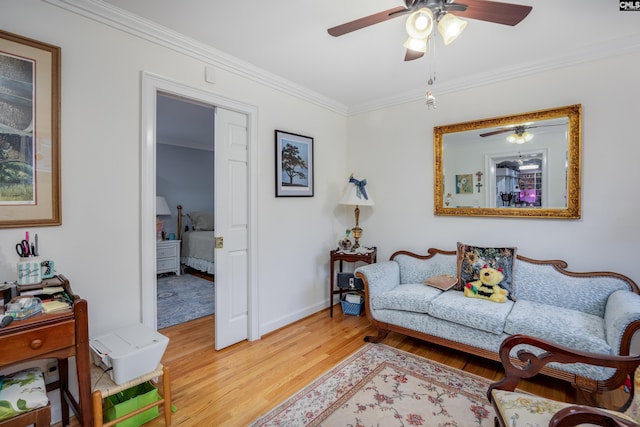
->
[215, 107, 249, 350]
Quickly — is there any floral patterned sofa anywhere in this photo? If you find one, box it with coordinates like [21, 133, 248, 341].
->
[355, 246, 640, 394]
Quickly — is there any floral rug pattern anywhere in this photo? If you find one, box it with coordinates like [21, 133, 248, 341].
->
[250, 344, 494, 427]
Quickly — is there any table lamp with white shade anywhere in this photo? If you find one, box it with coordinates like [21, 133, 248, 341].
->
[156, 196, 171, 241]
[339, 175, 374, 250]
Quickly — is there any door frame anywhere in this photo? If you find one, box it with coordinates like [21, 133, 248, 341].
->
[140, 71, 260, 342]
[485, 148, 548, 208]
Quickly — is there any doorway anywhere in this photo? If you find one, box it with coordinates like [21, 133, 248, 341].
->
[486, 149, 548, 208]
[140, 72, 260, 349]
[156, 91, 215, 329]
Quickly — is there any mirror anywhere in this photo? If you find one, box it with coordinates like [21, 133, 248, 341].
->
[434, 105, 581, 219]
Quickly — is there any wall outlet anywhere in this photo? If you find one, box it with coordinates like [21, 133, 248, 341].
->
[45, 360, 59, 384]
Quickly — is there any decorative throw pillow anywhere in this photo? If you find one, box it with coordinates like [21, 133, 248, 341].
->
[188, 211, 214, 231]
[424, 275, 458, 291]
[456, 242, 517, 299]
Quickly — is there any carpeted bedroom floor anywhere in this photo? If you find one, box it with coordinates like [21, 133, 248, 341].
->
[157, 273, 214, 329]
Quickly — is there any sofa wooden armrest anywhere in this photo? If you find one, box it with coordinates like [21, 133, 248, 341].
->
[489, 334, 640, 398]
[488, 334, 640, 426]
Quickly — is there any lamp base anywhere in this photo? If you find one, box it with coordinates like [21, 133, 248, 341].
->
[351, 226, 363, 249]
[156, 217, 164, 241]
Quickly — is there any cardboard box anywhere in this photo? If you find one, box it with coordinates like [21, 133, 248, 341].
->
[90, 323, 169, 385]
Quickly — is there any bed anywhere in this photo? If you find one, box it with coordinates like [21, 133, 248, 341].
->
[177, 206, 215, 275]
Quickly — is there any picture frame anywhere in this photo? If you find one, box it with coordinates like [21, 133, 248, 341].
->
[0, 30, 61, 228]
[275, 130, 314, 197]
[455, 174, 473, 194]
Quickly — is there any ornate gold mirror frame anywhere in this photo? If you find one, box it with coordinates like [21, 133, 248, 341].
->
[434, 104, 581, 219]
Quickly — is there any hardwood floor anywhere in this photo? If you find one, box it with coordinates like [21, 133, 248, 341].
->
[66, 305, 626, 426]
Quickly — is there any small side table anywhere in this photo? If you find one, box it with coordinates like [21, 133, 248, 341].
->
[330, 247, 377, 317]
[157, 240, 181, 275]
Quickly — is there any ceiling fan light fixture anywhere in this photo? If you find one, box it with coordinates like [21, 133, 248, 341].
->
[507, 131, 534, 144]
[403, 36, 428, 52]
[406, 8, 434, 40]
[437, 12, 467, 45]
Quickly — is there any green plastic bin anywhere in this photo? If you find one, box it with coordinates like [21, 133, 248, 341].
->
[103, 381, 160, 427]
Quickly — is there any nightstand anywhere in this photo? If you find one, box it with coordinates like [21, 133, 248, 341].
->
[156, 240, 181, 275]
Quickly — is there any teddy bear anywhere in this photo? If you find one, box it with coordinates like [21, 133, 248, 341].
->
[463, 265, 509, 303]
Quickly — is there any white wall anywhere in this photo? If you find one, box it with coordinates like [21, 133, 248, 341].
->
[0, 1, 349, 341]
[348, 51, 640, 282]
[156, 144, 214, 237]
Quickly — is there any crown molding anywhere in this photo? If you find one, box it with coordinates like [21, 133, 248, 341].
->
[348, 35, 640, 115]
[44, 0, 640, 117]
[43, 0, 350, 115]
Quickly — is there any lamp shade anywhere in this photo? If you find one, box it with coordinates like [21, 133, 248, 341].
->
[156, 196, 171, 216]
[437, 13, 467, 45]
[406, 8, 434, 40]
[403, 36, 428, 53]
[506, 131, 534, 144]
[339, 178, 375, 207]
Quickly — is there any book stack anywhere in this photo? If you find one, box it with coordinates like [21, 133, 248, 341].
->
[41, 299, 71, 313]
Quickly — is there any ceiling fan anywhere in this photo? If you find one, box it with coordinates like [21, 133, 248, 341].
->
[327, 0, 533, 61]
[479, 123, 565, 138]
[480, 122, 565, 144]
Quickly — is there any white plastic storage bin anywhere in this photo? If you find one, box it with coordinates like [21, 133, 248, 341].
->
[89, 323, 169, 385]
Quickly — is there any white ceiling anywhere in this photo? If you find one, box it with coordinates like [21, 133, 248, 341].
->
[156, 93, 215, 150]
[101, 0, 640, 111]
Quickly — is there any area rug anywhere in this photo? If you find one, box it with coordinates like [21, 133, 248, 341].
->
[157, 273, 214, 329]
[250, 344, 495, 427]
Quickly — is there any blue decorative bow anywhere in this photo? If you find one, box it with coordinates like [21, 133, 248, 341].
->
[349, 177, 368, 200]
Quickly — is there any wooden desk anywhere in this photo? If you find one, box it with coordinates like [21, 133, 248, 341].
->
[329, 247, 376, 317]
[0, 275, 92, 426]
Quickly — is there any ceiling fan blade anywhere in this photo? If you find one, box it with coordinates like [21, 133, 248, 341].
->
[452, 0, 532, 26]
[479, 128, 512, 137]
[328, 6, 409, 37]
[404, 49, 425, 61]
[526, 123, 566, 130]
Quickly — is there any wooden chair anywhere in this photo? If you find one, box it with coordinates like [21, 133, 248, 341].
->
[0, 367, 51, 427]
[91, 363, 171, 427]
[488, 334, 640, 426]
[0, 406, 51, 427]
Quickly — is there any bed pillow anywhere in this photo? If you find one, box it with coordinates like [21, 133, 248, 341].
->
[456, 242, 517, 299]
[189, 211, 214, 231]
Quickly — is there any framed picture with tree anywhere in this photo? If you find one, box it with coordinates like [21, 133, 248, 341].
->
[275, 130, 314, 197]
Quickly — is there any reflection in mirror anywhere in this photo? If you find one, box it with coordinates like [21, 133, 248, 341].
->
[434, 105, 581, 219]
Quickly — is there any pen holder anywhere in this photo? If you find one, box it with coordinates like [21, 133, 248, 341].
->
[17, 257, 42, 285]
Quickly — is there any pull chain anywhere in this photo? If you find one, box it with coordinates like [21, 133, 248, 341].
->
[426, 34, 437, 108]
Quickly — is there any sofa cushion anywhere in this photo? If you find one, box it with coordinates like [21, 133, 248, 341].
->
[512, 262, 633, 317]
[371, 283, 441, 313]
[395, 253, 458, 285]
[427, 290, 514, 335]
[456, 242, 517, 299]
[504, 300, 611, 354]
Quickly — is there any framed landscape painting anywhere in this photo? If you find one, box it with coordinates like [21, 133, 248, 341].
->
[275, 130, 314, 197]
[0, 30, 61, 228]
